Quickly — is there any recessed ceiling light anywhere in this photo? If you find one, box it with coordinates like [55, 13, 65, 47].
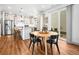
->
[8, 6, 12, 9]
[20, 8, 24, 12]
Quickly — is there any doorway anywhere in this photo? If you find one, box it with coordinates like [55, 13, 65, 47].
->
[60, 10, 67, 40]
[51, 12, 58, 32]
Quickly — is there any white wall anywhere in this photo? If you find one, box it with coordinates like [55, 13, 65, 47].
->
[0, 24, 1, 35]
[72, 5, 79, 44]
[66, 5, 72, 43]
[66, 4, 79, 44]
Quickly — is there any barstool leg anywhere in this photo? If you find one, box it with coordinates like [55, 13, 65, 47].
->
[32, 43, 35, 55]
[29, 40, 32, 48]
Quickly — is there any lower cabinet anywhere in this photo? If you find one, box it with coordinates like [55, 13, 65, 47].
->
[20, 27, 31, 40]
[24, 27, 31, 39]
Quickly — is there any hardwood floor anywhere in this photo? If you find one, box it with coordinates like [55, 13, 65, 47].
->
[0, 35, 79, 55]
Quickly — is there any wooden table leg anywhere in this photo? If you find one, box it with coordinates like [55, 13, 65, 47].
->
[44, 37, 47, 55]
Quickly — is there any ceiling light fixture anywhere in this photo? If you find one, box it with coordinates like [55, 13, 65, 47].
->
[8, 6, 12, 9]
[20, 8, 23, 12]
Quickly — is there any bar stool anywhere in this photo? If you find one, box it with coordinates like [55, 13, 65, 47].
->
[14, 29, 22, 40]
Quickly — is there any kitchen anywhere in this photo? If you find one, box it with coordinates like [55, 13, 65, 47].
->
[0, 5, 41, 40]
[0, 4, 61, 55]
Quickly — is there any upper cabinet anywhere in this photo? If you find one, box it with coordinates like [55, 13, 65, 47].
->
[5, 14, 14, 20]
[43, 16, 48, 27]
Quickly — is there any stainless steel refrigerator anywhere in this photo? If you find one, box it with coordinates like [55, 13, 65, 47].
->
[4, 20, 14, 35]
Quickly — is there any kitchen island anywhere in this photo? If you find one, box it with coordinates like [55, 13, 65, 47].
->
[14, 25, 32, 40]
[20, 25, 32, 40]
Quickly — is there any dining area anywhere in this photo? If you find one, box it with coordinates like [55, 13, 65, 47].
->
[0, 1, 79, 59]
[13, 19, 60, 55]
[0, 4, 79, 55]
[28, 30, 60, 55]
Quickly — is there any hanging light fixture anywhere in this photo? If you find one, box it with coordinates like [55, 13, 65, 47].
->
[19, 8, 24, 18]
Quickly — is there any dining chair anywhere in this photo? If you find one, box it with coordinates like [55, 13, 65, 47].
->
[34, 27, 37, 31]
[29, 33, 42, 54]
[47, 35, 60, 54]
[34, 27, 40, 31]
[51, 28, 53, 31]
[54, 28, 58, 32]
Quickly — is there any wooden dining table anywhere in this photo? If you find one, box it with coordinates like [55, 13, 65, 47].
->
[31, 31, 58, 55]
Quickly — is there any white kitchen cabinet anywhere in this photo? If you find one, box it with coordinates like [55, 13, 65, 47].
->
[20, 26, 32, 40]
[24, 27, 31, 39]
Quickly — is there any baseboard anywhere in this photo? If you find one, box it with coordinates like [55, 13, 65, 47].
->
[67, 41, 79, 46]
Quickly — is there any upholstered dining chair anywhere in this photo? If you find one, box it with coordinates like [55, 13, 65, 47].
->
[47, 35, 60, 54]
[29, 33, 42, 54]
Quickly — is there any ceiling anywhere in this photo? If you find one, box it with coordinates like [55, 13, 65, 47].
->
[0, 4, 63, 16]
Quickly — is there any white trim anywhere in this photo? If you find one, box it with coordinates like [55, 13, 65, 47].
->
[40, 14, 43, 31]
[58, 11, 60, 38]
[2, 11, 5, 35]
[67, 41, 79, 46]
[48, 13, 51, 31]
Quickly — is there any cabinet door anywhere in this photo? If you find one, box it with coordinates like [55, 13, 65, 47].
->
[24, 27, 31, 39]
